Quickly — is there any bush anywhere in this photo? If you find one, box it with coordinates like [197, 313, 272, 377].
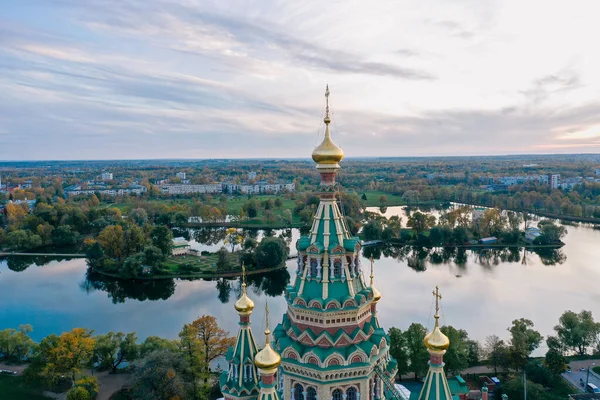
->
[67, 386, 90, 400]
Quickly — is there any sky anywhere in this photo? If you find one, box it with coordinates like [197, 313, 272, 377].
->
[2, 0, 600, 160]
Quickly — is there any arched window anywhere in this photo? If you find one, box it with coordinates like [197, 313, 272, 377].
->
[245, 364, 252, 381]
[294, 383, 304, 400]
[333, 259, 342, 277]
[311, 259, 318, 277]
[307, 387, 317, 400]
[333, 389, 343, 400]
[347, 387, 357, 400]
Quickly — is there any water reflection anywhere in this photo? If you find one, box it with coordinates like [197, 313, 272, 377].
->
[83, 271, 177, 304]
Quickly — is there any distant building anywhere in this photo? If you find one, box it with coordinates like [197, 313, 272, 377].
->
[479, 237, 498, 245]
[472, 208, 486, 222]
[172, 237, 191, 256]
[176, 172, 186, 180]
[155, 178, 169, 185]
[549, 174, 560, 189]
[525, 227, 542, 242]
[223, 181, 295, 194]
[65, 186, 146, 197]
[160, 184, 222, 195]
[595, 168, 600, 176]
[101, 172, 113, 181]
[248, 171, 257, 180]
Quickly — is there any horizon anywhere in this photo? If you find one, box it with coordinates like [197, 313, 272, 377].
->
[2, 1, 600, 160]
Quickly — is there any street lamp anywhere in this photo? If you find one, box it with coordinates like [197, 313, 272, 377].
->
[586, 362, 596, 388]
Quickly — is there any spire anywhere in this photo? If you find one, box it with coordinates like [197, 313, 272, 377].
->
[418, 286, 452, 400]
[312, 85, 344, 165]
[234, 263, 255, 315]
[220, 265, 260, 399]
[369, 256, 382, 303]
[424, 286, 449, 351]
[254, 300, 281, 372]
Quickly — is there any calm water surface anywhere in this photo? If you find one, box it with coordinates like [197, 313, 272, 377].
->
[1, 208, 599, 356]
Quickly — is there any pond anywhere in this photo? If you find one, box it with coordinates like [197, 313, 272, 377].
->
[1, 207, 599, 357]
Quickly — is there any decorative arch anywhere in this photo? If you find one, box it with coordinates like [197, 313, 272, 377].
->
[379, 337, 387, 349]
[350, 353, 365, 364]
[369, 346, 378, 358]
[332, 245, 345, 254]
[325, 354, 343, 367]
[343, 299, 356, 308]
[308, 300, 322, 309]
[307, 356, 319, 365]
[307, 387, 317, 400]
[284, 349, 299, 360]
[325, 300, 341, 309]
[294, 298, 307, 307]
[347, 386, 358, 400]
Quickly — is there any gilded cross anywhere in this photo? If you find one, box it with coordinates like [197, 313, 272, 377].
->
[432, 285, 442, 317]
[325, 84, 330, 119]
[265, 299, 270, 331]
[241, 262, 246, 285]
[369, 255, 375, 281]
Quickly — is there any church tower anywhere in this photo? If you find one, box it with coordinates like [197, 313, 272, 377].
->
[221, 265, 261, 400]
[418, 286, 452, 400]
[272, 86, 400, 400]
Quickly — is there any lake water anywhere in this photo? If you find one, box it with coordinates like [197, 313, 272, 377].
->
[1, 207, 599, 357]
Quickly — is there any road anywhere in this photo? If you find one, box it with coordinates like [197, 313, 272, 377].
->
[562, 360, 600, 393]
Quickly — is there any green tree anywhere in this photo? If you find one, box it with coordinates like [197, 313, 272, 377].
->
[66, 387, 90, 400]
[5, 229, 42, 250]
[216, 247, 230, 272]
[544, 349, 567, 376]
[502, 378, 546, 400]
[282, 209, 293, 226]
[94, 332, 139, 373]
[554, 310, 598, 355]
[440, 326, 469, 375]
[508, 318, 543, 371]
[429, 226, 443, 246]
[404, 323, 429, 379]
[407, 212, 436, 235]
[388, 327, 409, 378]
[122, 253, 145, 278]
[74, 376, 99, 399]
[274, 198, 284, 208]
[52, 225, 78, 246]
[140, 336, 178, 357]
[124, 225, 146, 257]
[362, 220, 383, 240]
[243, 199, 259, 218]
[144, 245, 166, 269]
[361, 193, 367, 201]
[150, 225, 173, 257]
[130, 208, 148, 226]
[131, 350, 189, 400]
[98, 225, 125, 260]
[0, 324, 36, 361]
[255, 237, 288, 269]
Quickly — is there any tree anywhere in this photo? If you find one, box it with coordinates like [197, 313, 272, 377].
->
[361, 193, 368, 201]
[406, 212, 436, 235]
[5, 229, 42, 250]
[144, 245, 166, 269]
[404, 323, 429, 379]
[150, 225, 173, 257]
[94, 332, 139, 373]
[362, 220, 383, 240]
[124, 225, 146, 257]
[131, 350, 189, 400]
[66, 387, 90, 400]
[130, 208, 149, 226]
[122, 253, 145, 278]
[484, 334, 508, 375]
[554, 310, 598, 355]
[36, 328, 95, 387]
[508, 318, 543, 371]
[37, 223, 55, 245]
[255, 237, 288, 269]
[179, 315, 235, 382]
[282, 209, 293, 226]
[379, 195, 388, 205]
[502, 378, 546, 400]
[274, 198, 284, 208]
[478, 208, 506, 237]
[74, 376, 99, 399]
[388, 327, 409, 378]
[440, 326, 469, 375]
[429, 226, 443, 246]
[98, 225, 125, 260]
[0, 324, 36, 361]
[52, 225, 78, 246]
[243, 199, 259, 218]
[537, 221, 567, 243]
[140, 336, 178, 357]
[544, 348, 567, 376]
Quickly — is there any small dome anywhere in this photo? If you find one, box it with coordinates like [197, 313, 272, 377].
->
[234, 283, 255, 314]
[312, 128, 344, 165]
[254, 329, 281, 371]
[371, 285, 382, 303]
[424, 325, 450, 352]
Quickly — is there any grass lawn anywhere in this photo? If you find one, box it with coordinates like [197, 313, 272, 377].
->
[162, 252, 240, 275]
[360, 191, 405, 207]
[0, 375, 50, 400]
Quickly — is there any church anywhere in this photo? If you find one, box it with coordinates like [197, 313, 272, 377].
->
[219, 87, 474, 400]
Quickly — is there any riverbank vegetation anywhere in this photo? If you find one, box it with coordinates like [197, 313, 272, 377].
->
[361, 205, 567, 248]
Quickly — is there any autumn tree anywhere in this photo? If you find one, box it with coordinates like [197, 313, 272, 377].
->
[94, 332, 139, 373]
[0, 324, 36, 361]
[36, 328, 96, 387]
[407, 212, 436, 235]
[98, 225, 125, 260]
[224, 228, 243, 252]
[179, 315, 235, 382]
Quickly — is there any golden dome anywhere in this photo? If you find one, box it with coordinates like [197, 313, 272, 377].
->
[424, 318, 450, 352]
[234, 283, 254, 314]
[371, 285, 382, 303]
[254, 329, 281, 371]
[312, 85, 344, 165]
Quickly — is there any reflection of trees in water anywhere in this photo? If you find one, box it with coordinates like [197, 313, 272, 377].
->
[378, 244, 566, 273]
[192, 227, 227, 245]
[3, 255, 77, 272]
[171, 227, 191, 241]
[246, 267, 290, 297]
[83, 271, 176, 304]
[216, 278, 232, 303]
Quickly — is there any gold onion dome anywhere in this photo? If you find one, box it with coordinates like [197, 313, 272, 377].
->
[234, 283, 254, 314]
[254, 329, 281, 370]
[424, 322, 450, 352]
[312, 85, 344, 165]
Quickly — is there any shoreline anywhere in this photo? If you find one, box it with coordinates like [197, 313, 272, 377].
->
[91, 264, 288, 280]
